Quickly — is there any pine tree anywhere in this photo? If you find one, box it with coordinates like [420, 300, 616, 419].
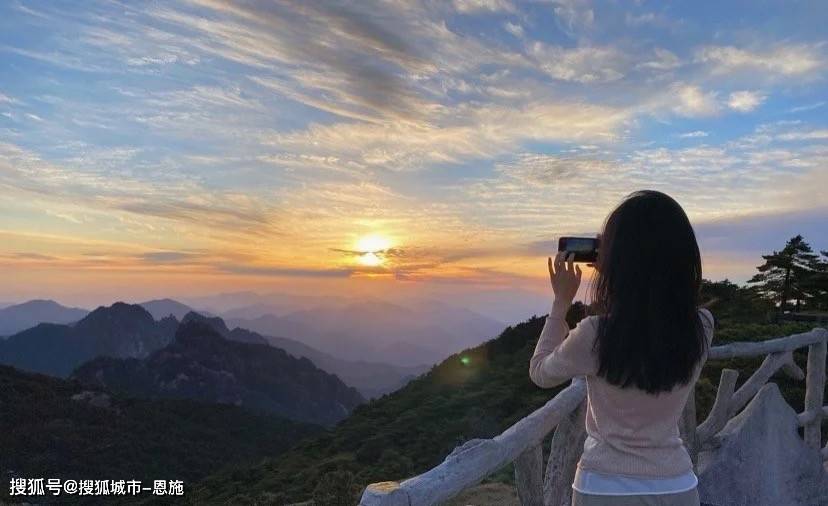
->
[748, 235, 819, 314]
[801, 250, 828, 311]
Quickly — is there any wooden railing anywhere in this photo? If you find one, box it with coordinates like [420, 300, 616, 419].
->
[360, 328, 828, 506]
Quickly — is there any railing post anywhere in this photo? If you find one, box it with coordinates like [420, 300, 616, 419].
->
[696, 368, 738, 444]
[543, 399, 587, 506]
[804, 338, 826, 449]
[514, 444, 543, 506]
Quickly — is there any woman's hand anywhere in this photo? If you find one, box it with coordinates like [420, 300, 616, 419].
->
[548, 252, 582, 316]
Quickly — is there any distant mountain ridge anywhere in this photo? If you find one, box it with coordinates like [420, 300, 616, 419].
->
[0, 297, 425, 400]
[139, 298, 199, 320]
[73, 320, 365, 426]
[182, 309, 426, 398]
[181, 311, 269, 345]
[265, 333, 428, 399]
[0, 302, 177, 377]
[226, 298, 505, 367]
[0, 299, 88, 337]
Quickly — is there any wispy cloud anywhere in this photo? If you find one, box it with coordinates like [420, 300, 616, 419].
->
[454, 0, 516, 14]
[671, 84, 720, 117]
[0, 0, 825, 294]
[727, 90, 766, 112]
[696, 44, 825, 77]
[679, 130, 709, 138]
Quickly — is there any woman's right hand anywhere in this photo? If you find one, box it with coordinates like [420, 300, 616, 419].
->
[548, 252, 582, 314]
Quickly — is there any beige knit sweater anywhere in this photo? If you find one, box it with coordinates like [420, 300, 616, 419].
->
[530, 307, 714, 478]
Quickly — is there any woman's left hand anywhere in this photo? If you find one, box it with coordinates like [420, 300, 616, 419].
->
[548, 252, 582, 311]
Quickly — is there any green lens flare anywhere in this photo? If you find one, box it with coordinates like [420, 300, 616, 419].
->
[460, 356, 470, 365]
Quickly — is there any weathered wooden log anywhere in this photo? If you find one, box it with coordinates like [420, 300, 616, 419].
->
[359, 378, 587, 506]
[708, 329, 825, 360]
[679, 389, 699, 468]
[697, 369, 738, 443]
[804, 339, 826, 448]
[728, 352, 790, 417]
[797, 409, 821, 426]
[780, 354, 805, 381]
[515, 444, 543, 506]
[360, 482, 410, 506]
[543, 399, 587, 506]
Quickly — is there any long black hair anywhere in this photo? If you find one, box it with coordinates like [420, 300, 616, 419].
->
[592, 190, 707, 394]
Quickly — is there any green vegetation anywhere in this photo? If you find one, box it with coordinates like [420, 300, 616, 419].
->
[0, 365, 321, 504]
[193, 236, 827, 505]
[749, 235, 828, 313]
[192, 313, 816, 505]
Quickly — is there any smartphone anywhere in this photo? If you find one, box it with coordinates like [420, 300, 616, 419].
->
[558, 236, 599, 263]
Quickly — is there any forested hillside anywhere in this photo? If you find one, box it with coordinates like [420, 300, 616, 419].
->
[0, 365, 321, 504]
[193, 283, 818, 504]
[73, 321, 365, 426]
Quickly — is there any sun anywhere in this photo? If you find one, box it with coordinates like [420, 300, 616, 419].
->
[357, 235, 391, 253]
[356, 235, 391, 267]
[359, 252, 383, 267]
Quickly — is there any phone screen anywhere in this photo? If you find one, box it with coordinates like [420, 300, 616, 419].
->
[557, 236, 598, 262]
[565, 238, 596, 252]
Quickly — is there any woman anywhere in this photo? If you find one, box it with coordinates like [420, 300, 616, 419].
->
[530, 190, 714, 506]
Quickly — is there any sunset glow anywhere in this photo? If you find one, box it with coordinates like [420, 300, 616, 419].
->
[356, 236, 392, 254]
[0, 1, 825, 309]
[358, 252, 383, 268]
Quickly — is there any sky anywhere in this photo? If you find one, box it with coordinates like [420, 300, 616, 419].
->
[0, 0, 827, 312]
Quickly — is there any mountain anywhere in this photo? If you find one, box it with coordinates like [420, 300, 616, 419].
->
[139, 298, 197, 320]
[191, 311, 816, 505]
[181, 310, 269, 345]
[0, 302, 177, 377]
[227, 299, 505, 367]
[185, 291, 347, 318]
[265, 333, 429, 399]
[72, 320, 365, 426]
[0, 364, 320, 504]
[0, 299, 88, 337]
[193, 314, 550, 504]
[180, 311, 422, 398]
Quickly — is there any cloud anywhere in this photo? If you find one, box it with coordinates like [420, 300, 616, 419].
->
[0, 142, 280, 237]
[638, 48, 681, 71]
[529, 42, 626, 83]
[504, 22, 524, 38]
[695, 207, 828, 255]
[269, 101, 629, 170]
[788, 101, 826, 113]
[679, 130, 709, 138]
[696, 44, 824, 76]
[454, 0, 516, 14]
[0, 92, 19, 104]
[775, 129, 828, 141]
[727, 90, 766, 112]
[495, 154, 615, 186]
[218, 264, 354, 278]
[3, 252, 58, 261]
[139, 251, 203, 264]
[671, 84, 720, 117]
[552, 0, 594, 35]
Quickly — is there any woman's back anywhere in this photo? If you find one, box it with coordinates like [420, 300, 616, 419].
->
[530, 308, 714, 477]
